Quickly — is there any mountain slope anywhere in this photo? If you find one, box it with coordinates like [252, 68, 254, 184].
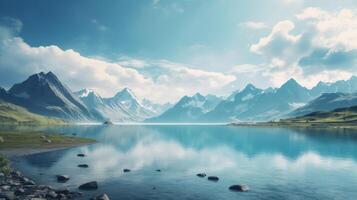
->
[0, 100, 64, 124]
[289, 92, 357, 117]
[147, 93, 221, 122]
[4, 72, 94, 121]
[75, 88, 161, 122]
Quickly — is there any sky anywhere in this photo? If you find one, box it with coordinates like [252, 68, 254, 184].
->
[0, 0, 357, 103]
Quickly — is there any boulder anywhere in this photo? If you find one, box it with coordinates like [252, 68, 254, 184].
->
[56, 175, 70, 182]
[78, 181, 98, 190]
[156, 169, 161, 172]
[207, 176, 219, 182]
[0, 191, 15, 200]
[77, 153, 86, 157]
[78, 164, 89, 168]
[196, 173, 206, 178]
[229, 184, 249, 192]
[91, 193, 110, 200]
[123, 169, 131, 173]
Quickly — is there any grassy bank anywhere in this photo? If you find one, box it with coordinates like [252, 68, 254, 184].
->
[0, 131, 95, 149]
[0, 101, 66, 125]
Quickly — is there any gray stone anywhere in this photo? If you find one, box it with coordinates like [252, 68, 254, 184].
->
[207, 176, 219, 182]
[78, 181, 98, 190]
[229, 184, 249, 192]
[0, 191, 15, 200]
[46, 191, 58, 198]
[196, 173, 206, 178]
[91, 193, 110, 200]
[56, 175, 70, 182]
[77, 164, 89, 168]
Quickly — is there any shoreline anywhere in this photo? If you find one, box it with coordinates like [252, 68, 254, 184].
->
[0, 133, 97, 200]
[229, 122, 357, 130]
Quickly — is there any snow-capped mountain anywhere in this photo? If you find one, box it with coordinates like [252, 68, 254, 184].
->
[288, 92, 357, 117]
[75, 87, 163, 122]
[141, 98, 172, 116]
[146, 93, 222, 122]
[2, 72, 94, 120]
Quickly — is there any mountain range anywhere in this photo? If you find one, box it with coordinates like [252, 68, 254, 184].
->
[0, 71, 356, 123]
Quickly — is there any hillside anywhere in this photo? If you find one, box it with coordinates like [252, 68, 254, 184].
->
[0, 100, 65, 125]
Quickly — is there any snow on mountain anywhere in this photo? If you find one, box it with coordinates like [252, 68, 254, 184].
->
[146, 93, 221, 122]
[4, 72, 95, 120]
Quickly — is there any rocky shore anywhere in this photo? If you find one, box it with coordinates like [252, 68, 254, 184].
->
[0, 170, 82, 200]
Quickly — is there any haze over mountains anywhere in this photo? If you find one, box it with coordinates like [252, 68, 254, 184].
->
[0, 71, 356, 123]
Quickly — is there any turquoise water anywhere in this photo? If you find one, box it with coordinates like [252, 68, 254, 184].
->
[8, 125, 357, 199]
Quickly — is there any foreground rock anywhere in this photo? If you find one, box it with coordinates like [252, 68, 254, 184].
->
[78, 181, 98, 190]
[78, 164, 89, 168]
[0, 170, 81, 199]
[229, 184, 249, 192]
[196, 173, 206, 178]
[56, 175, 70, 182]
[207, 176, 219, 182]
[91, 193, 110, 200]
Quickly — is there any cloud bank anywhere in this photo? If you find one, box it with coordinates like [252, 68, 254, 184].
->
[247, 7, 357, 87]
[0, 18, 235, 103]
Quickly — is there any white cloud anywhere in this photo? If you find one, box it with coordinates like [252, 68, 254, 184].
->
[248, 8, 357, 88]
[91, 19, 109, 31]
[0, 22, 235, 104]
[239, 21, 267, 29]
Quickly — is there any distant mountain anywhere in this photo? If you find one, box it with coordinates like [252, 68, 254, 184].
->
[289, 92, 357, 117]
[310, 76, 357, 96]
[1, 72, 95, 121]
[141, 98, 172, 116]
[0, 100, 64, 124]
[146, 93, 222, 122]
[200, 76, 357, 122]
[75, 88, 163, 122]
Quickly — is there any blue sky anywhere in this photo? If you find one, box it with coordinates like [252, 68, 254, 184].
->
[0, 0, 357, 103]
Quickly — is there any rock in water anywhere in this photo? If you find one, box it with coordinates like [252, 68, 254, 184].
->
[229, 185, 249, 192]
[156, 169, 161, 172]
[0, 136, 4, 143]
[78, 181, 98, 190]
[196, 173, 206, 178]
[103, 120, 113, 125]
[91, 193, 110, 200]
[56, 175, 70, 182]
[77, 153, 86, 157]
[207, 176, 219, 182]
[78, 164, 89, 168]
[123, 169, 131, 173]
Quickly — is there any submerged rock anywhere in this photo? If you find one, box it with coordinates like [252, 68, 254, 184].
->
[56, 175, 70, 182]
[78, 181, 98, 190]
[196, 173, 206, 178]
[123, 169, 131, 173]
[103, 120, 113, 125]
[91, 193, 110, 200]
[207, 176, 219, 182]
[229, 184, 249, 192]
[78, 164, 89, 168]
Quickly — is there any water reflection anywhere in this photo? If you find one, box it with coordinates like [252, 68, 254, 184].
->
[9, 125, 357, 199]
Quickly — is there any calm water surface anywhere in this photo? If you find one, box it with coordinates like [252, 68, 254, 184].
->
[5, 125, 357, 200]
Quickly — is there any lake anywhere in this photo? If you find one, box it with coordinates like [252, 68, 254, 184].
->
[6, 125, 357, 200]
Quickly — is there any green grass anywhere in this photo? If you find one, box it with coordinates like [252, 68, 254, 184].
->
[0, 100, 65, 125]
[0, 131, 96, 149]
[231, 106, 357, 130]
